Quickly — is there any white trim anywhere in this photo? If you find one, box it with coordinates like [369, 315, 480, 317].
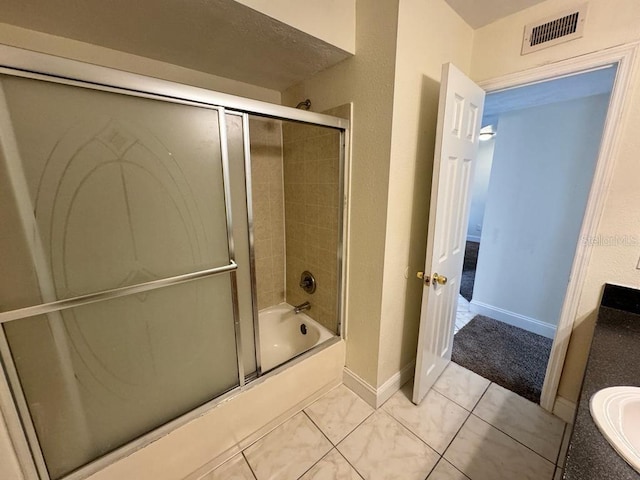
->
[469, 301, 556, 338]
[343, 361, 415, 408]
[466, 234, 481, 243]
[343, 368, 377, 408]
[553, 395, 577, 424]
[376, 361, 415, 407]
[478, 42, 640, 412]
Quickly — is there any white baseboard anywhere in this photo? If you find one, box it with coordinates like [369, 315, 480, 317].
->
[343, 368, 377, 408]
[466, 234, 481, 243]
[553, 395, 577, 424]
[469, 300, 556, 339]
[343, 361, 415, 409]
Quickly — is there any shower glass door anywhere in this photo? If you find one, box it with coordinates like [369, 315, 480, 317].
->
[0, 74, 248, 479]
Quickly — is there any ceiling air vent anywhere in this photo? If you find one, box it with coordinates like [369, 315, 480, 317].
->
[522, 4, 587, 55]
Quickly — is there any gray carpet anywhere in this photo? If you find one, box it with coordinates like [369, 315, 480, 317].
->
[460, 241, 479, 302]
[452, 314, 553, 404]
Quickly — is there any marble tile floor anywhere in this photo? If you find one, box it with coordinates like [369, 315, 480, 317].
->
[199, 362, 570, 480]
[455, 295, 475, 334]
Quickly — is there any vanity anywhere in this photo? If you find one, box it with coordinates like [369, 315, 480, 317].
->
[564, 283, 640, 479]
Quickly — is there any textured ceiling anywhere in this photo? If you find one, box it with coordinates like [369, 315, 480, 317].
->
[445, 0, 549, 28]
[0, 0, 351, 91]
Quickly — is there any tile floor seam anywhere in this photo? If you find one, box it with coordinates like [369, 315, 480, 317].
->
[471, 383, 567, 464]
[337, 409, 442, 480]
[553, 465, 563, 479]
[432, 385, 469, 412]
[377, 409, 441, 457]
[241, 451, 258, 480]
[292, 447, 366, 480]
[332, 408, 376, 448]
[446, 459, 471, 480]
[431, 374, 490, 413]
[294, 448, 330, 480]
[470, 413, 557, 468]
[470, 380, 492, 411]
[439, 409, 473, 460]
[555, 423, 568, 466]
[381, 389, 470, 456]
[333, 449, 366, 480]
[421, 458, 441, 480]
[300, 407, 370, 479]
[429, 458, 472, 480]
[302, 409, 336, 446]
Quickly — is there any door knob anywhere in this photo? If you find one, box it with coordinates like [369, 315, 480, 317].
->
[432, 273, 448, 285]
[416, 271, 431, 286]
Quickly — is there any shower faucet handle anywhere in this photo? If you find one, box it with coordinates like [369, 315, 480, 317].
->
[299, 271, 317, 294]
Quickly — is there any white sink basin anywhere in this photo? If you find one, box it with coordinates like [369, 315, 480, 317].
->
[590, 386, 640, 473]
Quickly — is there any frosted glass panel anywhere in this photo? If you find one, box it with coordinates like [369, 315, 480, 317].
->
[3, 275, 238, 479]
[0, 75, 229, 311]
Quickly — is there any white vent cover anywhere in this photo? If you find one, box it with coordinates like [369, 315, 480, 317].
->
[522, 4, 587, 55]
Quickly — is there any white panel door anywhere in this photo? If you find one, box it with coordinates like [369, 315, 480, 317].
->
[413, 63, 485, 404]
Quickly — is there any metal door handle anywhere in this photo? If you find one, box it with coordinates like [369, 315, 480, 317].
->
[432, 273, 448, 285]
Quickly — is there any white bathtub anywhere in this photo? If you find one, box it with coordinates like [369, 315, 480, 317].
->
[259, 303, 335, 371]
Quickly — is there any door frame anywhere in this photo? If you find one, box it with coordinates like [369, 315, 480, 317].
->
[475, 42, 639, 416]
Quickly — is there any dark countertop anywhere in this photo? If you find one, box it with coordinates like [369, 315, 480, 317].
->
[564, 284, 640, 479]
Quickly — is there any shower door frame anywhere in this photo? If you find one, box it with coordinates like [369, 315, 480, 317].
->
[0, 44, 349, 480]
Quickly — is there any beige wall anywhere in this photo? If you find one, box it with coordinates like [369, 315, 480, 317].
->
[235, 0, 356, 54]
[0, 23, 281, 103]
[282, 119, 342, 332]
[377, 0, 474, 385]
[471, 0, 640, 403]
[282, 0, 474, 388]
[283, 0, 400, 386]
[249, 118, 286, 310]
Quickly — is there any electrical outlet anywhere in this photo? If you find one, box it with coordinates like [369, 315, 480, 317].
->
[475, 224, 481, 232]
[636, 255, 640, 270]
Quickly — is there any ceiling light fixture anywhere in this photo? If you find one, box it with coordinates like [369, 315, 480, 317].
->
[479, 125, 496, 141]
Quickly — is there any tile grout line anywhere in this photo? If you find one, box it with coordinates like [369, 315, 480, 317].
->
[341, 408, 440, 480]
[332, 449, 366, 480]
[555, 423, 568, 466]
[301, 409, 335, 446]
[470, 380, 492, 411]
[431, 377, 490, 413]
[471, 413, 557, 467]
[375, 409, 441, 459]
[472, 383, 566, 464]
[440, 408, 473, 458]
[430, 457, 472, 480]
[241, 451, 259, 480]
[292, 447, 331, 480]
[300, 409, 367, 480]
[380, 389, 462, 457]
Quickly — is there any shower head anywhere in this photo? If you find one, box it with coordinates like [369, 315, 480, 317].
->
[295, 99, 311, 110]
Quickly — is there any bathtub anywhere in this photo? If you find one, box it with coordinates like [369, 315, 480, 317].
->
[259, 303, 335, 372]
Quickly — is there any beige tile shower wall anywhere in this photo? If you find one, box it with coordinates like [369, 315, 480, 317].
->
[249, 117, 285, 310]
[283, 120, 342, 332]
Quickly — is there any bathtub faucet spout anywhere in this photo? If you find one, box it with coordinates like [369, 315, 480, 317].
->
[294, 301, 311, 314]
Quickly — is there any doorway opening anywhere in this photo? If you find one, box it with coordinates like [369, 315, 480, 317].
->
[452, 65, 617, 404]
